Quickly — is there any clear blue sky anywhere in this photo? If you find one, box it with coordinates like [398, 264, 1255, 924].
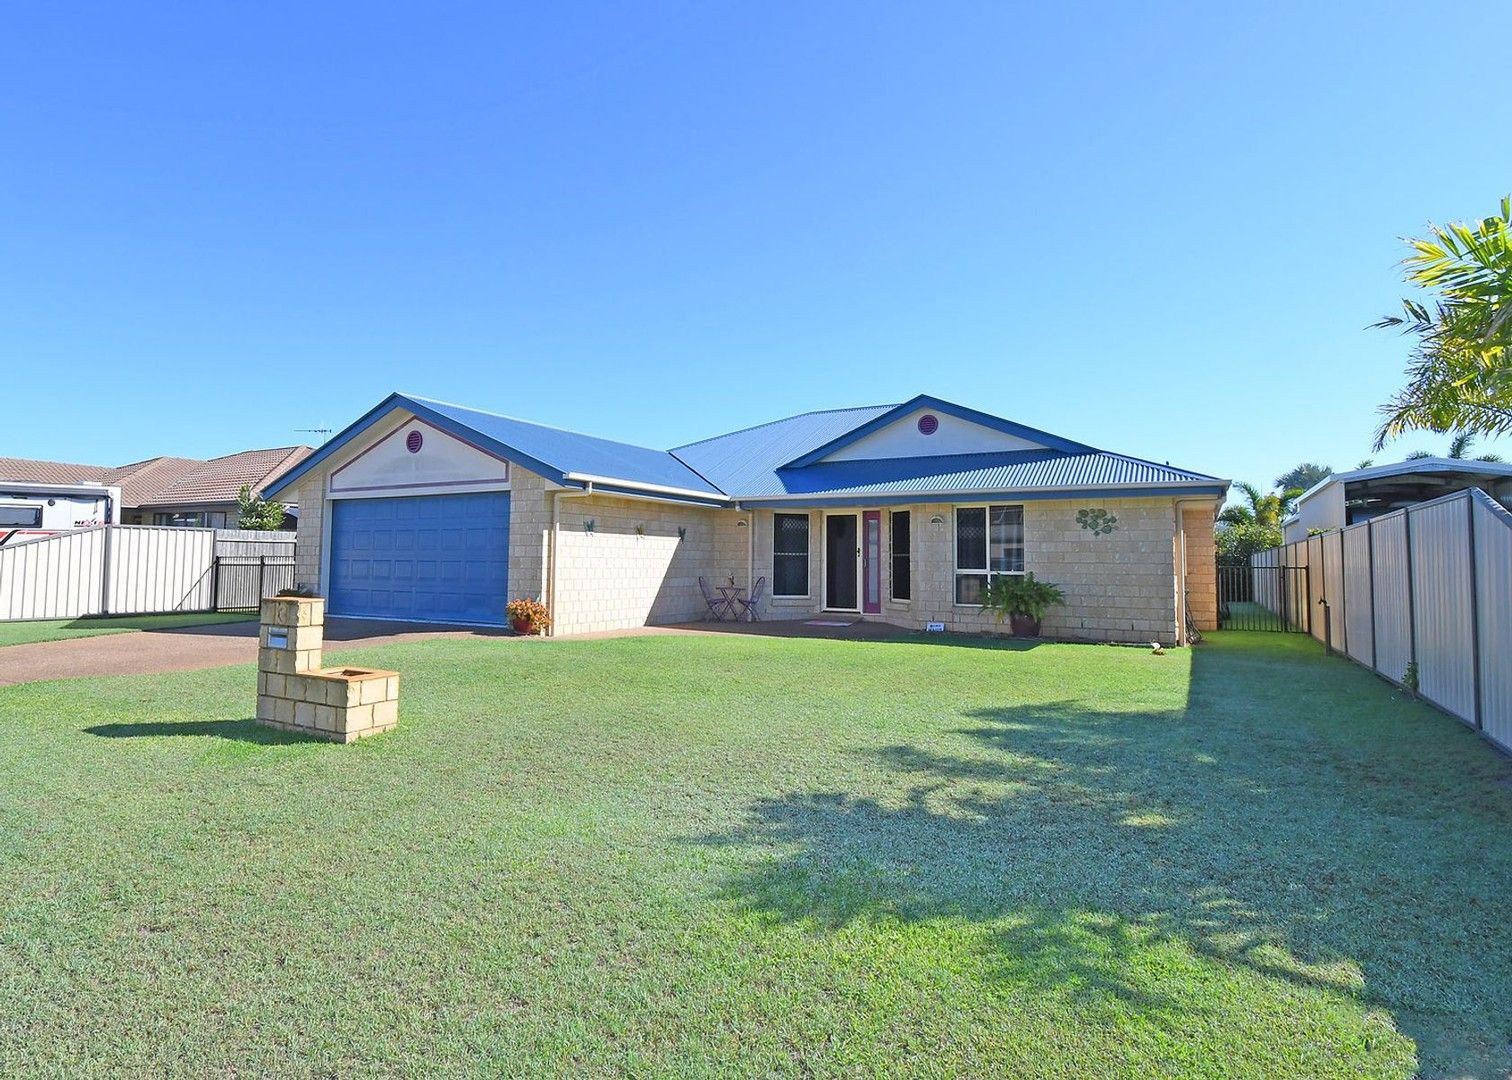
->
[4, 2, 1509, 493]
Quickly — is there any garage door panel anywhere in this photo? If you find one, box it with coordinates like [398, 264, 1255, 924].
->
[329, 492, 510, 625]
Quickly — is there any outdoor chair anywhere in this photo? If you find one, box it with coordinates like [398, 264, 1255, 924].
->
[699, 576, 733, 621]
[734, 576, 766, 622]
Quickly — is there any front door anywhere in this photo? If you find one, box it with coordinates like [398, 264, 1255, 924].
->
[862, 510, 882, 614]
[824, 513, 858, 610]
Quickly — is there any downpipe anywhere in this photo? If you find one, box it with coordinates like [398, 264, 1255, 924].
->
[547, 482, 593, 637]
[1172, 496, 1214, 645]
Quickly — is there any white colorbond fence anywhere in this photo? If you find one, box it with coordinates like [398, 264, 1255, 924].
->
[0, 526, 294, 622]
[1251, 487, 1512, 754]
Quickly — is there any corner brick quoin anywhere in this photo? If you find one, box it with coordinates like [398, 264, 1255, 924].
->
[255, 596, 399, 743]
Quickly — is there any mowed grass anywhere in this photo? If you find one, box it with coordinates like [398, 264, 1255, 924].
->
[0, 612, 253, 647]
[2, 632, 1510, 1077]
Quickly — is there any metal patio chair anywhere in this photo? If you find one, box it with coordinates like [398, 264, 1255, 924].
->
[734, 576, 766, 622]
[699, 576, 734, 621]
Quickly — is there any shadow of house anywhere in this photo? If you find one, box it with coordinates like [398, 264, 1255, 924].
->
[690, 638, 1512, 1075]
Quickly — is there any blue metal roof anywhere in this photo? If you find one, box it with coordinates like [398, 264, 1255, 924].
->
[780, 394, 1097, 467]
[669, 404, 896, 496]
[267, 391, 1227, 505]
[411, 397, 723, 495]
[745, 450, 1224, 500]
[265, 393, 724, 501]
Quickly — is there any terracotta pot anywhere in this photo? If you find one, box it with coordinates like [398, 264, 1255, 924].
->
[511, 617, 536, 635]
[1008, 613, 1041, 638]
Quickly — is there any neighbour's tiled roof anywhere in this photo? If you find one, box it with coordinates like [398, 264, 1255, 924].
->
[98, 457, 201, 506]
[0, 456, 113, 486]
[0, 447, 313, 508]
[134, 447, 313, 507]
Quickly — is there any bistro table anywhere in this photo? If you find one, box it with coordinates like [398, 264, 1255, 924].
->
[716, 583, 745, 621]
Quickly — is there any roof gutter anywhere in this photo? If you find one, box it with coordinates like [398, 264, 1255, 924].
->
[561, 472, 730, 503]
[737, 480, 1231, 505]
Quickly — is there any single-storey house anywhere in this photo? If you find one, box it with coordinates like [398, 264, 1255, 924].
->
[0, 446, 312, 530]
[1282, 457, 1512, 543]
[265, 393, 1228, 645]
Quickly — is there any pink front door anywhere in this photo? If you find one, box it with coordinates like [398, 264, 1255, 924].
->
[862, 510, 882, 614]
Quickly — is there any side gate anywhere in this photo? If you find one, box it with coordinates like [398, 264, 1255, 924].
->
[1218, 557, 1310, 632]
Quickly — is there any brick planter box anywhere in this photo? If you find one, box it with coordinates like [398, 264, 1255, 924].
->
[255, 597, 399, 743]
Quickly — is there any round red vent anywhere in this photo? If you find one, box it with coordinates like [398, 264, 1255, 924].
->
[917, 413, 939, 435]
[406, 430, 423, 454]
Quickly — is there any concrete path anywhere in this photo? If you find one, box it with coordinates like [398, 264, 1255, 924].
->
[0, 619, 512, 687]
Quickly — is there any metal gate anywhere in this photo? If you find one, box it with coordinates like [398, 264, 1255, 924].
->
[1218, 558, 1310, 632]
[212, 554, 296, 612]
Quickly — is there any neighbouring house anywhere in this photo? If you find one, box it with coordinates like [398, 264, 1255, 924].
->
[0, 446, 313, 531]
[1282, 458, 1512, 543]
[264, 393, 1228, 644]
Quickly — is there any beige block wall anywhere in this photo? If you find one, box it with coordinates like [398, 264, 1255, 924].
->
[750, 497, 1183, 645]
[507, 466, 553, 603]
[288, 458, 740, 634]
[1182, 506, 1218, 632]
[294, 478, 325, 591]
[549, 494, 747, 636]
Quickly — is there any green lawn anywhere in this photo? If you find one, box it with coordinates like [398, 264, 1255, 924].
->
[0, 612, 254, 647]
[2, 631, 1509, 1077]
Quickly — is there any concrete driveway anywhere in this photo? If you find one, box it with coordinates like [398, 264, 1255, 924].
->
[0, 618, 512, 686]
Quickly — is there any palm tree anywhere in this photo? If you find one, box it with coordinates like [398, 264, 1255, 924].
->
[1274, 462, 1332, 492]
[1402, 432, 1503, 462]
[1219, 482, 1302, 528]
[1449, 431, 1503, 462]
[1374, 198, 1512, 449]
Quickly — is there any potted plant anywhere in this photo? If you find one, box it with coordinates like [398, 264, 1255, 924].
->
[506, 597, 551, 636]
[982, 573, 1066, 638]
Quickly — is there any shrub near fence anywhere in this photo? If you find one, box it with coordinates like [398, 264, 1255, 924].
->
[0, 526, 294, 621]
[1251, 487, 1512, 754]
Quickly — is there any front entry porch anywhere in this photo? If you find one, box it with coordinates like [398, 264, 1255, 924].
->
[822, 510, 883, 614]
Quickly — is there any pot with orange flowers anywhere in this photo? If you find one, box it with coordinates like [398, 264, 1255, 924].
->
[506, 597, 551, 636]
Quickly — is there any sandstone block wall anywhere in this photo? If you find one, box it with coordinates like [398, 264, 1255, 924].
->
[549, 494, 747, 636]
[749, 497, 1185, 644]
[254, 597, 399, 743]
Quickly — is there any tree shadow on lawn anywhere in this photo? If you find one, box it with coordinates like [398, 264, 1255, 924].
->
[692, 645, 1512, 1075]
[84, 717, 318, 745]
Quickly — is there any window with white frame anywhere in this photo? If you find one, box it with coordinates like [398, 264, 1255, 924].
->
[772, 513, 810, 597]
[154, 511, 209, 528]
[890, 510, 911, 601]
[955, 505, 1024, 605]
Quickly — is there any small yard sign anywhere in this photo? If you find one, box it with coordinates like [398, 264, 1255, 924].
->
[925, 622, 945, 633]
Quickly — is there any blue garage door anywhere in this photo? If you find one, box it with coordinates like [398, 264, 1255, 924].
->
[329, 492, 510, 626]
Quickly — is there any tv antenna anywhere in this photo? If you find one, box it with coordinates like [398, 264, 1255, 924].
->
[297, 427, 333, 445]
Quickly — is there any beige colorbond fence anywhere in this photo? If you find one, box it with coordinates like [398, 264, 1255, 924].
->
[1252, 487, 1512, 753]
[0, 526, 294, 621]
